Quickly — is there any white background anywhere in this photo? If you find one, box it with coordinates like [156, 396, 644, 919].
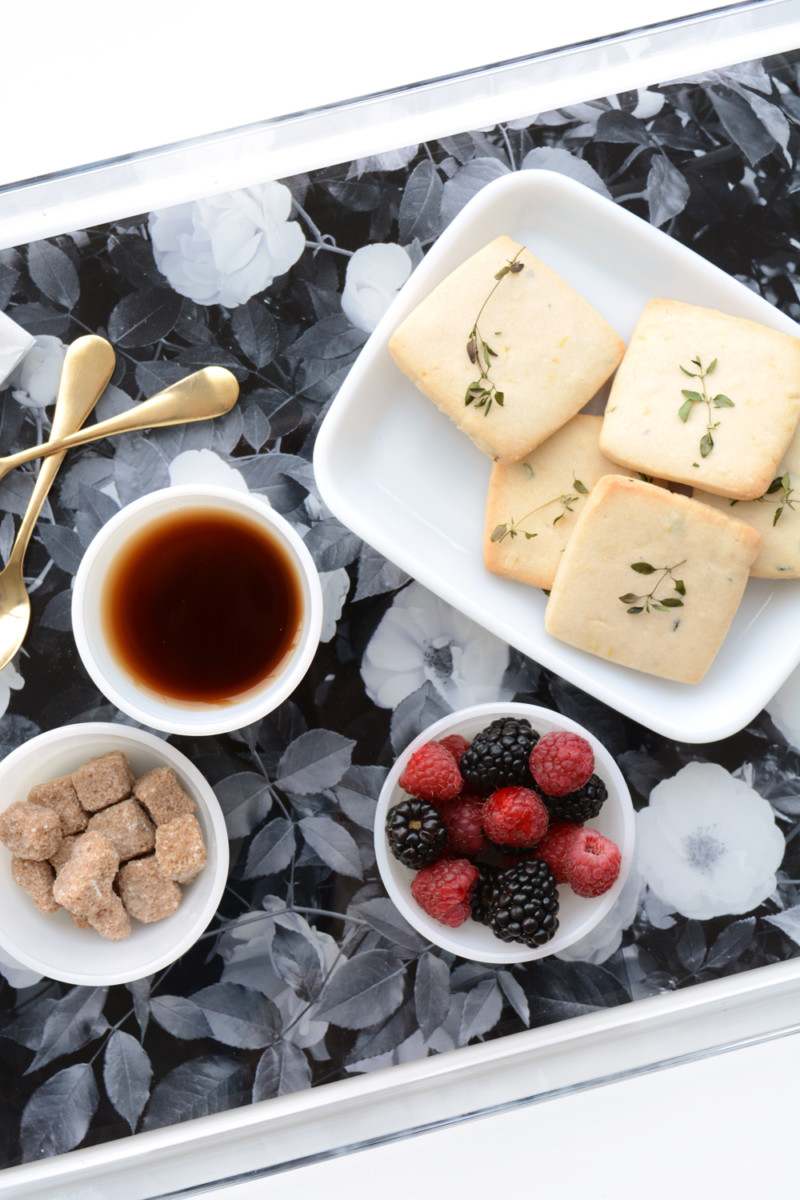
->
[2, 2, 799, 1197]
[0, 0, 764, 186]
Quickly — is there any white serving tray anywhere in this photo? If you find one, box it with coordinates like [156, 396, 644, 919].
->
[314, 169, 800, 744]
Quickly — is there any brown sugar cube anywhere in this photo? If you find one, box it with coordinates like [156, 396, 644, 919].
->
[71, 912, 90, 929]
[133, 767, 195, 825]
[49, 834, 79, 872]
[27, 775, 88, 836]
[155, 815, 207, 884]
[52, 830, 119, 919]
[0, 801, 62, 861]
[87, 896, 131, 942]
[117, 855, 182, 923]
[11, 857, 60, 915]
[71, 751, 134, 813]
[87, 799, 155, 861]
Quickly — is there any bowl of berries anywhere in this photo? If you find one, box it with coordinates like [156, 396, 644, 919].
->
[375, 702, 634, 962]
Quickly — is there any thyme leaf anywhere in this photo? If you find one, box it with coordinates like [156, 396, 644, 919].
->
[465, 248, 525, 416]
[490, 476, 589, 542]
[677, 355, 733, 459]
[619, 559, 687, 616]
[733, 472, 798, 526]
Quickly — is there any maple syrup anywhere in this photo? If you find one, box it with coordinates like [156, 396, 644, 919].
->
[102, 507, 304, 704]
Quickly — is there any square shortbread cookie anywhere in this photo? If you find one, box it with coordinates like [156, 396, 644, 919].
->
[389, 235, 625, 464]
[544, 475, 761, 683]
[483, 414, 623, 590]
[693, 419, 800, 579]
[599, 298, 800, 500]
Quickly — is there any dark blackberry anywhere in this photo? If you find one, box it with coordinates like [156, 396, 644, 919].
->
[469, 863, 499, 925]
[460, 717, 539, 792]
[541, 774, 608, 823]
[487, 858, 560, 948]
[386, 799, 447, 869]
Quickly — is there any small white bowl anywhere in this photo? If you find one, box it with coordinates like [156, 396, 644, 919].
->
[375, 702, 635, 964]
[72, 485, 323, 736]
[0, 723, 229, 986]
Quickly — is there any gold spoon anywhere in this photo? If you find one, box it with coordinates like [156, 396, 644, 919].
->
[0, 364, 240, 672]
[0, 334, 116, 671]
[0, 365, 240, 483]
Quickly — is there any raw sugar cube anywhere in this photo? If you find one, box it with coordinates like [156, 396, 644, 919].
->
[0, 801, 62, 861]
[155, 814, 207, 883]
[87, 896, 131, 942]
[133, 766, 195, 825]
[52, 830, 119, 919]
[117, 856, 182, 923]
[87, 799, 155, 861]
[28, 774, 88, 835]
[11, 857, 60, 914]
[71, 751, 134, 812]
[49, 834, 79, 872]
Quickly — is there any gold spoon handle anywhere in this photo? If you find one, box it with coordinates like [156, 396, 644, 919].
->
[3, 366, 239, 474]
[6, 336, 116, 570]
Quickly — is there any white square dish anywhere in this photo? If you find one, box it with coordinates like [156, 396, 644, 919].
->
[313, 169, 800, 743]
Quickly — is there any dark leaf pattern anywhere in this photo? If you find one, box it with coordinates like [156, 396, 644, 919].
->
[0, 48, 798, 1170]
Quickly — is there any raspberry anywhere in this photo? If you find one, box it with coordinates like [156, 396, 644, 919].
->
[535, 821, 581, 884]
[399, 741, 462, 805]
[410, 857, 479, 927]
[481, 786, 549, 849]
[438, 792, 487, 859]
[565, 827, 621, 897]
[385, 798, 447, 869]
[438, 734, 470, 768]
[530, 731, 594, 797]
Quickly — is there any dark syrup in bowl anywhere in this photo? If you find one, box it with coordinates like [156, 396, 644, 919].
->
[102, 508, 304, 704]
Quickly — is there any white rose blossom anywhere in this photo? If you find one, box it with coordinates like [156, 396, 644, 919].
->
[636, 761, 785, 921]
[168, 448, 249, 493]
[8, 335, 66, 409]
[0, 661, 24, 716]
[361, 581, 512, 710]
[341, 243, 412, 333]
[149, 183, 305, 308]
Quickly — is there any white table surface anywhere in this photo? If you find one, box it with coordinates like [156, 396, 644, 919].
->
[1, 3, 798, 1197]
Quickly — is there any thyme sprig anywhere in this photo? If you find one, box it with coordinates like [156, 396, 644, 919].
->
[490, 476, 589, 542]
[465, 248, 525, 416]
[730, 472, 798, 526]
[678, 355, 734, 459]
[619, 560, 686, 615]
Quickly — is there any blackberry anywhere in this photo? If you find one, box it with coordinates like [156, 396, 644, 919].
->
[469, 863, 499, 925]
[386, 799, 447, 869]
[541, 774, 608, 823]
[487, 858, 560, 948]
[460, 717, 539, 792]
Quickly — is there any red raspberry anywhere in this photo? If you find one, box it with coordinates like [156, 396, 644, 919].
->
[410, 857, 479, 927]
[399, 741, 462, 805]
[530, 731, 594, 797]
[481, 786, 549, 848]
[438, 792, 487, 858]
[565, 827, 621, 897]
[535, 820, 581, 884]
[438, 734, 470, 768]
